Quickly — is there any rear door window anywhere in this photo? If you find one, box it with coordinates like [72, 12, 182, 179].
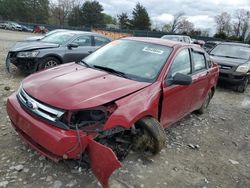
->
[94, 36, 110, 46]
[192, 51, 207, 71]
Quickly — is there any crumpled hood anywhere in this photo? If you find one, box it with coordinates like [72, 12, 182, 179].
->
[22, 63, 151, 110]
[10, 41, 59, 52]
[210, 56, 249, 66]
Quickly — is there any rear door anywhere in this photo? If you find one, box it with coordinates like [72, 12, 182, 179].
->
[161, 48, 193, 127]
[93, 36, 111, 49]
[189, 49, 210, 111]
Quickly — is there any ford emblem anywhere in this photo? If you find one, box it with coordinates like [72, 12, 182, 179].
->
[26, 100, 37, 109]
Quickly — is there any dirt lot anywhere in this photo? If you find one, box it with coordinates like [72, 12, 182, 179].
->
[0, 29, 249, 188]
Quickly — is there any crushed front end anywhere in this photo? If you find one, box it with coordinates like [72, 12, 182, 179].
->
[6, 86, 123, 188]
[6, 51, 39, 73]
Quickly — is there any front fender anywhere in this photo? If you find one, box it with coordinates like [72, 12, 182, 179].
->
[103, 82, 162, 130]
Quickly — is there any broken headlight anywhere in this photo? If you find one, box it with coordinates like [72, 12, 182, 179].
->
[17, 51, 39, 58]
[71, 109, 107, 125]
[62, 103, 117, 131]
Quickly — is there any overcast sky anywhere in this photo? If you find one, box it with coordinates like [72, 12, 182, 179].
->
[98, 0, 250, 34]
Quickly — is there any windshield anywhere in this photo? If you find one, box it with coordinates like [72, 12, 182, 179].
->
[40, 32, 75, 45]
[83, 40, 172, 82]
[210, 44, 250, 60]
[45, 29, 65, 37]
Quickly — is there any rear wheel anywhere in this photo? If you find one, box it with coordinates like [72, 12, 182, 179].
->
[38, 57, 60, 71]
[236, 77, 248, 93]
[133, 117, 165, 154]
[197, 90, 212, 114]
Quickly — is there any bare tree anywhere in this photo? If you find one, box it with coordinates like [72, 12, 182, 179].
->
[200, 29, 210, 37]
[214, 12, 231, 34]
[171, 12, 185, 33]
[50, 0, 78, 25]
[176, 17, 194, 34]
[240, 11, 250, 41]
[232, 9, 250, 41]
[233, 9, 244, 37]
[162, 23, 172, 32]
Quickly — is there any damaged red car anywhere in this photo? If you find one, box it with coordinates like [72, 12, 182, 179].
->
[7, 37, 219, 187]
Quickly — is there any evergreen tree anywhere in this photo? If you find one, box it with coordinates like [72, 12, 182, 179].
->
[81, 0, 104, 28]
[131, 3, 151, 30]
[0, 0, 49, 23]
[117, 12, 130, 29]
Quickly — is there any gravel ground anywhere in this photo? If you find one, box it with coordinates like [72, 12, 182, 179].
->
[0, 29, 249, 188]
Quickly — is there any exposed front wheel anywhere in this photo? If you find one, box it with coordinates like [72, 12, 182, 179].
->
[133, 117, 165, 154]
[38, 57, 60, 71]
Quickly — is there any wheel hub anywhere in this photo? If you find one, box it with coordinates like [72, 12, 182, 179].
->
[45, 60, 58, 68]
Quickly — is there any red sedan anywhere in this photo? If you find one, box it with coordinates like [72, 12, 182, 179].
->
[7, 37, 219, 187]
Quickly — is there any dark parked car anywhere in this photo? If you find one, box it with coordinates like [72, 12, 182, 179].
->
[6, 31, 112, 73]
[203, 41, 221, 52]
[21, 25, 33, 32]
[7, 37, 219, 187]
[209, 42, 250, 92]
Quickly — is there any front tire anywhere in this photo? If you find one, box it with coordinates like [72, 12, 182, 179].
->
[38, 57, 60, 71]
[134, 117, 165, 154]
[236, 77, 248, 93]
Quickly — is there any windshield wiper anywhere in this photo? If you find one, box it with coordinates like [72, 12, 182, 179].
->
[93, 65, 128, 78]
[78, 60, 90, 67]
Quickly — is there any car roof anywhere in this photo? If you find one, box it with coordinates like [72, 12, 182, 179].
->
[123, 37, 193, 48]
[59, 30, 111, 40]
[52, 30, 90, 34]
[49, 29, 69, 32]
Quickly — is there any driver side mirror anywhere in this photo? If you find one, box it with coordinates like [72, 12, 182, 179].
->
[67, 43, 79, 49]
[167, 73, 192, 86]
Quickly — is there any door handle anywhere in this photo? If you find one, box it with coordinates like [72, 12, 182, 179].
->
[88, 51, 93, 54]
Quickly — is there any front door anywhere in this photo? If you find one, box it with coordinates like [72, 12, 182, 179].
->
[64, 35, 96, 63]
[161, 48, 193, 127]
